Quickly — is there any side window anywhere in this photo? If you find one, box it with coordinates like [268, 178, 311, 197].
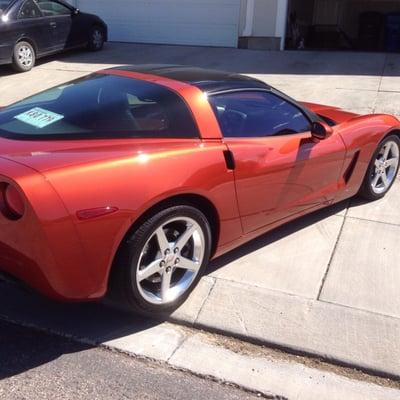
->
[208, 91, 311, 138]
[36, 0, 71, 16]
[18, 0, 42, 19]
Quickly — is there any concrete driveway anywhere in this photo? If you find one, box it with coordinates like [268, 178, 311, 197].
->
[1, 43, 400, 379]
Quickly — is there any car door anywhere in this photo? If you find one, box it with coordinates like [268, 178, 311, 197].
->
[12, 0, 56, 54]
[35, 0, 73, 49]
[208, 90, 346, 234]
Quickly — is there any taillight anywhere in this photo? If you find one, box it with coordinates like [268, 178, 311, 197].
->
[0, 183, 25, 220]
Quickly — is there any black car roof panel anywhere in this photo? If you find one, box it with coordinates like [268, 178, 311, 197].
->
[110, 64, 271, 93]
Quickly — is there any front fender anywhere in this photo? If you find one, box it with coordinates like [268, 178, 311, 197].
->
[336, 113, 400, 199]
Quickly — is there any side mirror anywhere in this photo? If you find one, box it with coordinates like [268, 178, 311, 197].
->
[73, 8, 80, 15]
[311, 121, 333, 140]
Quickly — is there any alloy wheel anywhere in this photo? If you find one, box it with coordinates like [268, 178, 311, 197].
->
[136, 217, 206, 305]
[370, 140, 399, 194]
[92, 29, 103, 49]
[18, 45, 33, 67]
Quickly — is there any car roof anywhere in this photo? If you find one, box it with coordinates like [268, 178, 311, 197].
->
[108, 64, 271, 94]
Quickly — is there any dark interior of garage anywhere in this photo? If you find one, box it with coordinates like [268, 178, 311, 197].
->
[287, 0, 400, 52]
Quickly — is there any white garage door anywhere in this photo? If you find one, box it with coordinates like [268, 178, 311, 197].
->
[76, 0, 241, 47]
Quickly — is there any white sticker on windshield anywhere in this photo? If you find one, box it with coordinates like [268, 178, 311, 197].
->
[14, 107, 64, 128]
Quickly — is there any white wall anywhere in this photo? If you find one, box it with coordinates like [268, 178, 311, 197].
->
[240, 0, 288, 43]
[253, 0, 278, 36]
[75, 0, 241, 47]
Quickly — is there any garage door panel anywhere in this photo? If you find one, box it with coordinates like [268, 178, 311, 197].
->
[77, 0, 240, 47]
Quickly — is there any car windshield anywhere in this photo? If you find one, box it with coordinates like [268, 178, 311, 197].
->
[0, 74, 199, 139]
[0, 0, 12, 12]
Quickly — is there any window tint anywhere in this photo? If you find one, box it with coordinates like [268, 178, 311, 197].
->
[0, 0, 12, 12]
[0, 74, 199, 139]
[36, 0, 71, 16]
[18, 0, 42, 19]
[209, 91, 311, 138]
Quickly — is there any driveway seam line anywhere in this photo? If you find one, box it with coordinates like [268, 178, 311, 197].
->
[316, 213, 347, 300]
[207, 276, 315, 300]
[346, 214, 400, 227]
[372, 53, 387, 113]
[318, 298, 400, 321]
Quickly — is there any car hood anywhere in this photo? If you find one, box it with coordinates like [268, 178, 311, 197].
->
[301, 102, 360, 124]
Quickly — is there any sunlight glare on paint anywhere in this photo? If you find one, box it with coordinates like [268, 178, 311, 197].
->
[137, 153, 150, 164]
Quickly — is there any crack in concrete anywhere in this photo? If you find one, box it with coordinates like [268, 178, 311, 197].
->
[194, 277, 217, 324]
[316, 208, 348, 300]
[166, 332, 190, 363]
[229, 292, 249, 336]
[372, 53, 388, 113]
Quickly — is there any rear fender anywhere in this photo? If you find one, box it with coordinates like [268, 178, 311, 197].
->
[0, 157, 94, 300]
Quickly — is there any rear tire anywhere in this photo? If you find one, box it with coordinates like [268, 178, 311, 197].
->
[358, 135, 400, 201]
[109, 205, 212, 315]
[87, 26, 105, 51]
[12, 41, 35, 72]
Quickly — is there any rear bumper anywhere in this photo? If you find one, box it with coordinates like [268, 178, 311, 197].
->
[0, 157, 105, 301]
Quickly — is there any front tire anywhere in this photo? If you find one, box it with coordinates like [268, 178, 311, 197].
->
[110, 205, 212, 315]
[12, 41, 35, 72]
[87, 26, 105, 51]
[358, 135, 400, 200]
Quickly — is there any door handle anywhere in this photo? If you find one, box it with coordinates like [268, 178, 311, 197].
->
[49, 22, 57, 28]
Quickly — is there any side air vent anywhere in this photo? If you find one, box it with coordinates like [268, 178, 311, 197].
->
[223, 150, 235, 170]
[343, 151, 360, 184]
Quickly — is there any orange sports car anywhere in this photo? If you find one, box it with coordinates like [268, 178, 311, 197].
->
[0, 65, 399, 314]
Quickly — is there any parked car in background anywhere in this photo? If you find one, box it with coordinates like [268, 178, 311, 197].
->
[0, 0, 107, 72]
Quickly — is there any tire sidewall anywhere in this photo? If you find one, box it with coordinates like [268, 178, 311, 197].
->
[362, 135, 400, 200]
[12, 41, 35, 72]
[122, 205, 212, 314]
[88, 27, 104, 51]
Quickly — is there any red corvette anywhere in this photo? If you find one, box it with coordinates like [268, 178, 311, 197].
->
[0, 65, 399, 314]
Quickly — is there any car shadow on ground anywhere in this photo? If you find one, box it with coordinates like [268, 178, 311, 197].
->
[0, 276, 163, 379]
[2, 42, 400, 78]
[208, 199, 349, 274]
[0, 47, 89, 77]
[52, 43, 400, 77]
[0, 196, 363, 379]
[0, 318, 93, 381]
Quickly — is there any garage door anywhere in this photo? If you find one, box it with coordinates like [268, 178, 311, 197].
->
[75, 0, 241, 47]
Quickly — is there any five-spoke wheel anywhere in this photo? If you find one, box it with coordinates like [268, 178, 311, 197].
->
[110, 205, 211, 314]
[88, 26, 105, 51]
[136, 216, 206, 305]
[359, 135, 400, 200]
[370, 140, 399, 194]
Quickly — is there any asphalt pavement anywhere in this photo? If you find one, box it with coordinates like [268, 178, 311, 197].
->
[0, 320, 261, 400]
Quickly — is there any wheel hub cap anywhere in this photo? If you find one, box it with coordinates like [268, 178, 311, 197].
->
[370, 140, 399, 194]
[18, 46, 33, 67]
[136, 217, 205, 305]
[93, 31, 103, 47]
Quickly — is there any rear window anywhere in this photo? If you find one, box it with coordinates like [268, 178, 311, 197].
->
[0, 74, 199, 139]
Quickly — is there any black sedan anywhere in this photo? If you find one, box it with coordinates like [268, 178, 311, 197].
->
[0, 0, 107, 72]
